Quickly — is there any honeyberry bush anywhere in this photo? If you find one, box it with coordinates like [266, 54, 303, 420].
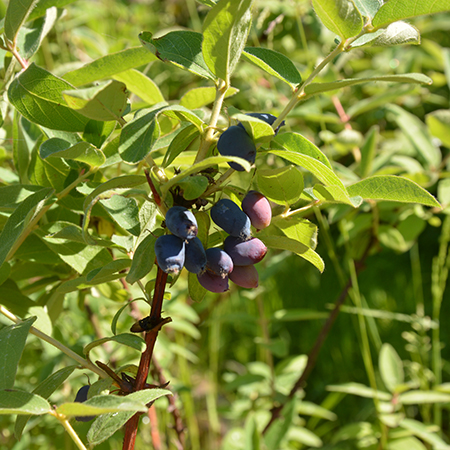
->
[1, 0, 450, 448]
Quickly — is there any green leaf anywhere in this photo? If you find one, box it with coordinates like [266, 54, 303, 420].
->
[327, 382, 392, 400]
[177, 175, 209, 200]
[202, 0, 253, 83]
[0, 317, 37, 390]
[15, 365, 77, 439]
[62, 80, 128, 122]
[399, 391, 450, 405]
[242, 47, 302, 88]
[273, 309, 329, 321]
[312, 0, 363, 39]
[256, 166, 304, 206]
[0, 187, 54, 268]
[83, 334, 145, 359]
[264, 399, 296, 450]
[0, 390, 50, 415]
[372, 0, 450, 29]
[99, 195, 141, 236]
[426, 109, 450, 148]
[287, 427, 323, 448]
[353, 0, 382, 19]
[139, 31, 215, 80]
[347, 176, 441, 207]
[118, 107, 163, 163]
[0, 281, 36, 317]
[62, 47, 158, 87]
[162, 125, 199, 168]
[351, 21, 420, 48]
[305, 73, 432, 95]
[126, 233, 158, 284]
[259, 235, 324, 272]
[86, 259, 131, 283]
[86, 389, 172, 445]
[379, 343, 404, 393]
[267, 149, 346, 189]
[231, 113, 274, 142]
[274, 132, 333, 169]
[162, 105, 205, 131]
[399, 418, 450, 449]
[180, 86, 238, 109]
[386, 437, 427, 450]
[8, 64, 90, 132]
[188, 272, 207, 303]
[272, 216, 318, 249]
[113, 69, 164, 106]
[40, 138, 105, 167]
[28, 0, 77, 22]
[313, 184, 361, 206]
[359, 125, 378, 178]
[4, 0, 39, 43]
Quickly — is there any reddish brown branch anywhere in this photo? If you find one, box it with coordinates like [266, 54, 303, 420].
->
[144, 169, 162, 207]
[122, 267, 169, 450]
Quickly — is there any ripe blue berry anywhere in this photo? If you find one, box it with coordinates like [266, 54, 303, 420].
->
[217, 125, 256, 171]
[224, 236, 267, 266]
[229, 264, 259, 288]
[184, 237, 207, 274]
[165, 206, 198, 240]
[155, 234, 185, 275]
[74, 385, 95, 422]
[197, 270, 229, 293]
[210, 198, 251, 240]
[205, 247, 234, 278]
[241, 191, 271, 230]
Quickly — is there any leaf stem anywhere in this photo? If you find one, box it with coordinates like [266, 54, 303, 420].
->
[0, 306, 108, 378]
[202, 168, 235, 197]
[54, 414, 88, 450]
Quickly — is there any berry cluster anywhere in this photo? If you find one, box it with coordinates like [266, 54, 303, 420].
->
[154, 191, 272, 293]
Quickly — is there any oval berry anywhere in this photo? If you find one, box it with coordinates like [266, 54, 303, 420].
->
[205, 247, 234, 278]
[217, 125, 256, 171]
[241, 191, 271, 230]
[165, 206, 198, 240]
[74, 385, 95, 422]
[229, 265, 259, 288]
[210, 198, 251, 240]
[155, 234, 185, 275]
[197, 271, 229, 293]
[184, 237, 207, 274]
[224, 236, 267, 266]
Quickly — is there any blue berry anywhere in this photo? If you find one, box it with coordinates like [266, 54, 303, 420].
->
[205, 247, 233, 278]
[210, 199, 251, 240]
[74, 385, 95, 422]
[224, 236, 267, 266]
[165, 206, 198, 240]
[184, 237, 207, 274]
[217, 125, 256, 171]
[155, 234, 185, 274]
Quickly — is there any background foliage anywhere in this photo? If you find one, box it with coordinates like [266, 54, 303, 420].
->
[1, 0, 450, 449]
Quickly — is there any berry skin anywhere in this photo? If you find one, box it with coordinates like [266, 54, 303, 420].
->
[205, 247, 234, 278]
[224, 236, 267, 266]
[74, 385, 95, 422]
[197, 270, 229, 293]
[241, 191, 272, 230]
[184, 237, 207, 274]
[210, 198, 251, 240]
[217, 125, 256, 171]
[155, 234, 185, 275]
[165, 206, 198, 240]
[229, 264, 259, 288]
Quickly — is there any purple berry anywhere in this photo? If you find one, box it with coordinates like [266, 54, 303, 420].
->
[229, 265, 259, 288]
[197, 271, 229, 293]
[241, 191, 271, 230]
[155, 234, 185, 274]
[224, 236, 267, 266]
[74, 385, 95, 422]
[184, 237, 207, 274]
[217, 125, 256, 171]
[210, 198, 251, 240]
[205, 247, 233, 278]
[165, 206, 198, 240]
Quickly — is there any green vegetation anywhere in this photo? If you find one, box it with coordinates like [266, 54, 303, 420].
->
[1, 0, 450, 449]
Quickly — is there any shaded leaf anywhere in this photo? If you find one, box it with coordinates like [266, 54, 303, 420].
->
[327, 382, 392, 400]
[180, 86, 238, 109]
[379, 343, 404, 393]
[0, 390, 50, 415]
[4, 0, 39, 43]
[126, 232, 159, 284]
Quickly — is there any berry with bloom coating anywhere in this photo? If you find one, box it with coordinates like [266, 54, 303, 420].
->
[165, 206, 198, 240]
[205, 247, 233, 278]
[198, 270, 229, 293]
[184, 237, 207, 274]
[224, 236, 267, 266]
[211, 198, 251, 240]
[217, 125, 256, 171]
[242, 191, 271, 230]
[155, 234, 185, 275]
[229, 265, 259, 288]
